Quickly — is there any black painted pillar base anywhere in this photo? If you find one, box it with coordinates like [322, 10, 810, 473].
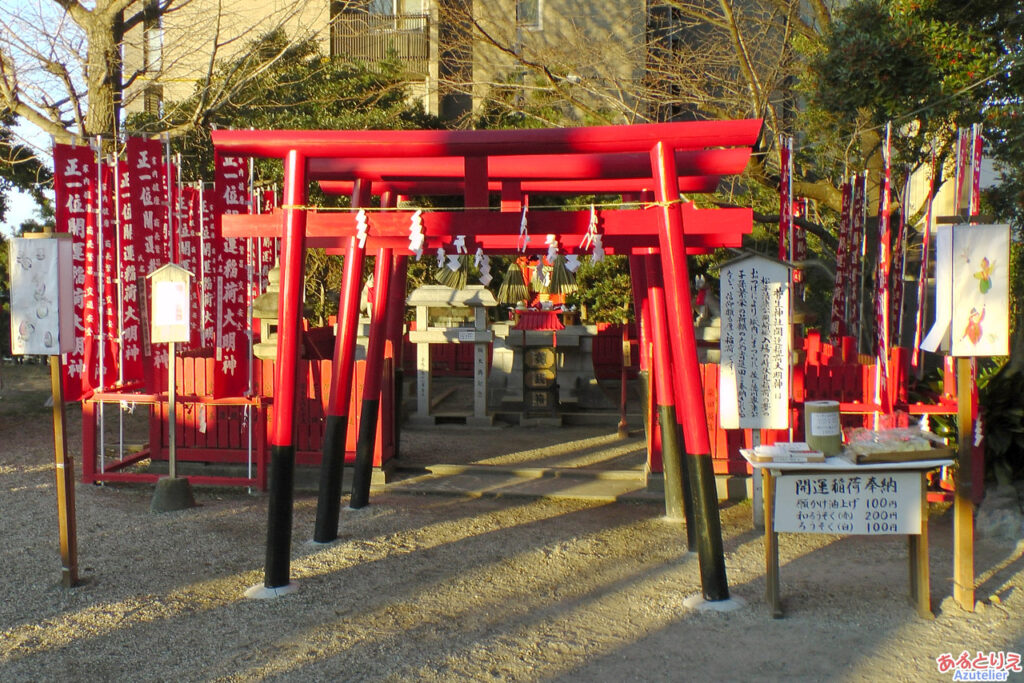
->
[349, 399, 380, 509]
[313, 414, 347, 543]
[658, 405, 696, 549]
[686, 451, 730, 601]
[265, 444, 295, 588]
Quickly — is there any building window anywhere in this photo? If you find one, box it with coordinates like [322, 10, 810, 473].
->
[143, 85, 163, 117]
[516, 0, 541, 30]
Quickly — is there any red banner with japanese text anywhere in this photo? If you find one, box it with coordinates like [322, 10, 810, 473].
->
[890, 172, 911, 348]
[174, 185, 203, 350]
[126, 137, 170, 388]
[53, 143, 95, 401]
[970, 124, 983, 216]
[258, 189, 278, 293]
[848, 172, 868, 344]
[116, 159, 145, 385]
[829, 180, 853, 342]
[911, 157, 936, 370]
[200, 185, 217, 349]
[97, 162, 119, 389]
[874, 124, 893, 411]
[213, 154, 251, 398]
[955, 128, 971, 213]
[778, 136, 793, 262]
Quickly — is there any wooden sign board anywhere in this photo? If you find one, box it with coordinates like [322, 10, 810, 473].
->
[148, 263, 193, 344]
[773, 470, 922, 535]
[8, 235, 75, 355]
[719, 254, 790, 429]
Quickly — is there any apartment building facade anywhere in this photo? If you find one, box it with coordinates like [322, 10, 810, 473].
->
[125, 0, 652, 123]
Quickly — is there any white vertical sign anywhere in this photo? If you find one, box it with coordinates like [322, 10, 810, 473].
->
[719, 254, 791, 429]
[9, 236, 75, 355]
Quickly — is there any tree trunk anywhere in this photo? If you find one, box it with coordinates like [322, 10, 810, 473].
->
[84, 20, 120, 149]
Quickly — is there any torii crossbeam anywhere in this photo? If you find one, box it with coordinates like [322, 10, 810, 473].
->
[213, 118, 762, 605]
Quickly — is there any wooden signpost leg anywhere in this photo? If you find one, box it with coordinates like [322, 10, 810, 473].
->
[953, 357, 975, 611]
[763, 469, 782, 618]
[49, 354, 79, 588]
[908, 472, 934, 618]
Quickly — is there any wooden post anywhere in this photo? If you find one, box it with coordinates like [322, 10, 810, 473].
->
[953, 357, 975, 611]
[909, 472, 934, 618]
[49, 353, 79, 588]
[762, 468, 781, 618]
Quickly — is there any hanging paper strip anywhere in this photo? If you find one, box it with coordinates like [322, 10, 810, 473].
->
[53, 143, 96, 401]
[213, 154, 251, 398]
[97, 162, 119, 390]
[126, 137, 170, 386]
[829, 180, 853, 341]
[874, 124, 893, 409]
[176, 186, 203, 349]
[200, 186, 217, 349]
[116, 160, 145, 385]
[778, 136, 793, 261]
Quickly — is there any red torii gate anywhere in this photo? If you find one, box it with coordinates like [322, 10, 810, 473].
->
[212, 118, 762, 603]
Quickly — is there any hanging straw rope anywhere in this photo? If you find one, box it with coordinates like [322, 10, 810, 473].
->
[435, 254, 470, 290]
[497, 262, 528, 304]
[549, 254, 577, 295]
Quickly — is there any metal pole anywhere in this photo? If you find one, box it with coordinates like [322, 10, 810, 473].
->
[114, 149, 126, 460]
[313, 181, 370, 542]
[93, 138, 106, 471]
[349, 248, 394, 509]
[264, 149, 307, 589]
[168, 341, 176, 479]
[650, 141, 729, 601]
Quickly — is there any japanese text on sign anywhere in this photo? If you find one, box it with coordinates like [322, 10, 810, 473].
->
[719, 255, 790, 429]
[773, 470, 922, 535]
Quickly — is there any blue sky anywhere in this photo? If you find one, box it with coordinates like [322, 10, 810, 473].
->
[1, 190, 40, 236]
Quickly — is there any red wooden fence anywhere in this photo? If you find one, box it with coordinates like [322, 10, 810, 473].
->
[82, 356, 394, 490]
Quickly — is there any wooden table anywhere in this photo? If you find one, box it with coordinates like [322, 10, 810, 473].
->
[743, 452, 953, 619]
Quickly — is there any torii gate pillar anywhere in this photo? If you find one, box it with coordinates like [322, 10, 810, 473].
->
[650, 141, 730, 603]
[248, 149, 307, 597]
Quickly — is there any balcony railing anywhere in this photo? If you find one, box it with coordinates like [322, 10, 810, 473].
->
[331, 13, 430, 75]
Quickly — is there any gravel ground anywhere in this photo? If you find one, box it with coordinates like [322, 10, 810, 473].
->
[2, 363, 1023, 682]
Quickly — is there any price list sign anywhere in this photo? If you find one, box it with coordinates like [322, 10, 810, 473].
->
[773, 470, 922, 535]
